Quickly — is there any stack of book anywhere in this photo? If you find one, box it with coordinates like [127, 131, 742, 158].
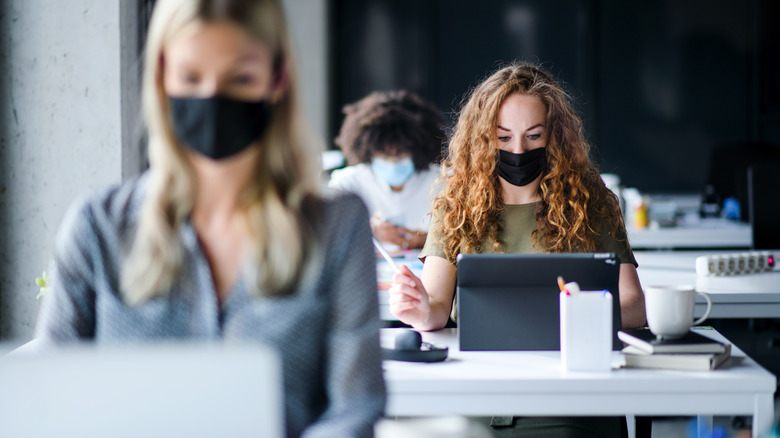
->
[618, 328, 731, 371]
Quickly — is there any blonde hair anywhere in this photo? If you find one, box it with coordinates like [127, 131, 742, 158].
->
[122, 0, 321, 305]
[433, 61, 625, 262]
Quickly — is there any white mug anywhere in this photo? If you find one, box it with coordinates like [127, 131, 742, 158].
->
[644, 285, 712, 339]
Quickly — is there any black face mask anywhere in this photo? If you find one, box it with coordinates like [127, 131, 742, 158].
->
[496, 147, 547, 186]
[169, 95, 272, 160]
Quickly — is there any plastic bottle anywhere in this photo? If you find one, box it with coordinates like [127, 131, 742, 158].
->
[634, 197, 649, 229]
[722, 197, 741, 221]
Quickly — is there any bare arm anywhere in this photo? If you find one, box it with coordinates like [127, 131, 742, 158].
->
[619, 263, 646, 329]
[388, 255, 456, 331]
[404, 230, 427, 250]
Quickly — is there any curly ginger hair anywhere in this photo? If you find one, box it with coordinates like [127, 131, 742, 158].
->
[432, 62, 626, 262]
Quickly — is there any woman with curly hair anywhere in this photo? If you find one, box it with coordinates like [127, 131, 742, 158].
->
[388, 60, 646, 437]
[329, 90, 446, 249]
[389, 61, 645, 436]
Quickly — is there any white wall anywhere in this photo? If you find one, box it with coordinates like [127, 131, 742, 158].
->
[0, 0, 329, 341]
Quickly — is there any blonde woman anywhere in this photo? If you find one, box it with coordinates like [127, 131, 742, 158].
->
[35, 0, 385, 436]
[389, 62, 645, 436]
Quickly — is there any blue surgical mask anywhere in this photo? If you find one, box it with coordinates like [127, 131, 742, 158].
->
[371, 157, 415, 187]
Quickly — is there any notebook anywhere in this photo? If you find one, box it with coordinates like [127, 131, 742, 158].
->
[618, 327, 728, 354]
[456, 253, 622, 351]
[0, 342, 284, 438]
[622, 344, 732, 371]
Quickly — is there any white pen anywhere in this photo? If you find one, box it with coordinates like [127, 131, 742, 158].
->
[372, 237, 401, 273]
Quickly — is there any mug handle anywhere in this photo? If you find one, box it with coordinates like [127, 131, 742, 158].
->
[692, 291, 712, 325]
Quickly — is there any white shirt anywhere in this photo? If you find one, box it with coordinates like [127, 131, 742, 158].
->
[329, 163, 442, 232]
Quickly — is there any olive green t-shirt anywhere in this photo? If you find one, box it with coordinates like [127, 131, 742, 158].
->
[419, 201, 636, 321]
[420, 201, 636, 265]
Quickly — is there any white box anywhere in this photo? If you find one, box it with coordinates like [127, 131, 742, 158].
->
[560, 290, 613, 372]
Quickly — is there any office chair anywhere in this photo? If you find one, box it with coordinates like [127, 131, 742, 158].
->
[706, 142, 780, 221]
[748, 162, 780, 250]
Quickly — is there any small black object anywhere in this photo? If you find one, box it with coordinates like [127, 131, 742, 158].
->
[394, 329, 423, 351]
[382, 329, 448, 363]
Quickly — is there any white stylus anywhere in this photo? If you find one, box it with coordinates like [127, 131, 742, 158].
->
[372, 237, 401, 273]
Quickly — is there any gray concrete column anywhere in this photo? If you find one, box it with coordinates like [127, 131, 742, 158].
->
[0, 1, 129, 340]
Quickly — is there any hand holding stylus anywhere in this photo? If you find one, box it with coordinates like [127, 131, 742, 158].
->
[374, 237, 428, 323]
[388, 264, 430, 324]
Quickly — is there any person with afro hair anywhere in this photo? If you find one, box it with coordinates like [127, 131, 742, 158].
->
[329, 90, 446, 250]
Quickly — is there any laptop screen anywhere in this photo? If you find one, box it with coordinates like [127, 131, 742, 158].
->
[457, 253, 622, 351]
[0, 343, 284, 438]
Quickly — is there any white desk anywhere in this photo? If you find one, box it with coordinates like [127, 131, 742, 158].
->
[635, 250, 780, 318]
[627, 220, 751, 250]
[378, 249, 779, 321]
[382, 327, 776, 438]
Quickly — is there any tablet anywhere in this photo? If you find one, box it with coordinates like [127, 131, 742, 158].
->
[457, 253, 622, 351]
